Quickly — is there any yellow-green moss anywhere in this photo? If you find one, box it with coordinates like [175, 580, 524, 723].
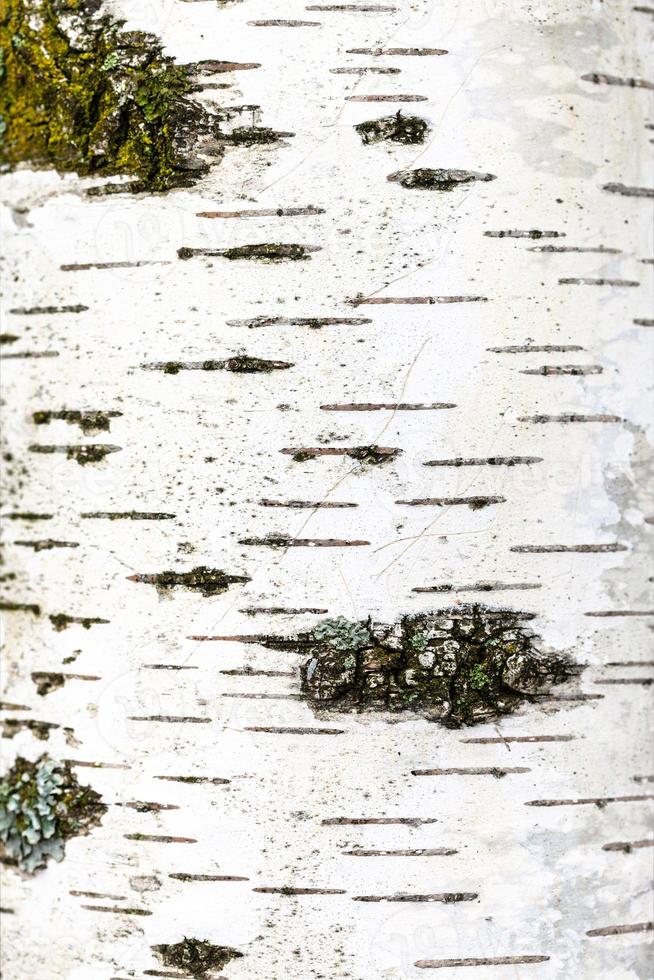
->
[0, 0, 223, 191]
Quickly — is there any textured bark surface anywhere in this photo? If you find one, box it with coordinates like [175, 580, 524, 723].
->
[1, 1, 652, 978]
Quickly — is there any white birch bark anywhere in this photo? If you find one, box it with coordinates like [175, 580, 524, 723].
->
[1, 1, 652, 978]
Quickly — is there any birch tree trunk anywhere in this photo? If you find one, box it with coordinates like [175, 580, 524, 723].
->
[1, 1, 652, 978]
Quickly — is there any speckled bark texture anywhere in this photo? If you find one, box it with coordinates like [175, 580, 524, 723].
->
[1, 0, 652, 978]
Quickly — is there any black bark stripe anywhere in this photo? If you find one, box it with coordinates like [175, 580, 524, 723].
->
[169, 873, 249, 881]
[346, 94, 427, 101]
[559, 277, 639, 286]
[412, 767, 530, 776]
[306, 3, 397, 9]
[155, 775, 230, 784]
[586, 922, 653, 937]
[197, 206, 324, 218]
[248, 20, 322, 26]
[61, 261, 171, 271]
[70, 890, 127, 900]
[1, 351, 60, 359]
[346, 47, 448, 55]
[519, 414, 622, 423]
[353, 892, 478, 903]
[65, 759, 130, 769]
[330, 66, 400, 74]
[253, 886, 347, 894]
[81, 511, 175, 519]
[239, 608, 327, 616]
[415, 955, 550, 968]
[115, 801, 180, 812]
[488, 344, 583, 352]
[80, 905, 151, 915]
[124, 834, 197, 843]
[413, 582, 541, 593]
[239, 536, 369, 547]
[10, 304, 88, 315]
[321, 402, 455, 411]
[461, 735, 574, 744]
[343, 848, 456, 856]
[245, 726, 345, 735]
[396, 496, 505, 508]
[520, 365, 602, 376]
[260, 499, 357, 508]
[322, 817, 437, 825]
[603, 183, 654, 198]
[581, 72, 653, 89]
[424, 456, 542, 466]
[585, 610, 654, 617]
[511, 543, 627, 553]
[601, 838, 653, 852]
[484, 230, 564, 238]
[525, 795, 653, 806]
[128, 716, 210, 723]
[528, 245, 620, 253]
[221, 693, 302, 700]
[350, 295, 487, 304]
[594, 678, 652, 685]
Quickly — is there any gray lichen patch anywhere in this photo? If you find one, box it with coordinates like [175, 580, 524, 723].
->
[280, 607, 575, 727]
[355, 111, 429, 145]
[32, 410, 122, 434]
[127, 565, 251, 596]
[0, 756, 106, 873]
[387, 168, 496, 190]
[153, 937, 243, 978]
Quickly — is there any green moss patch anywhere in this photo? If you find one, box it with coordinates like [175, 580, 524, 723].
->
[0, 0, 226, 191]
